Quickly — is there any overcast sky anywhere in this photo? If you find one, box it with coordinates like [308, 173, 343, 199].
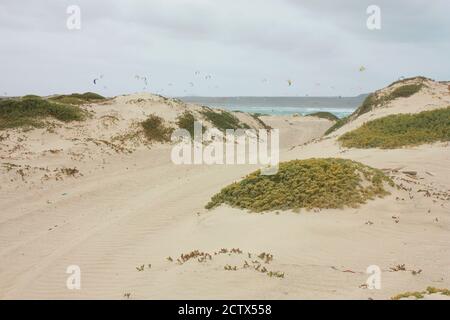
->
[0, 0, 449, 97]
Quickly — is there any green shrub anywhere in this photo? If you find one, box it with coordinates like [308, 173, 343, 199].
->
[206, 158, 393, 212]
[0, 97, 86, 130]
[306, 112, 339, 121]
[325, 116, 350, 135]
[200, 109, 250, 131]
[141, 114, 174, 143]
[355, 93, 378, 117]
[338, 107, 450, 149]
[176, 111, 198, 137]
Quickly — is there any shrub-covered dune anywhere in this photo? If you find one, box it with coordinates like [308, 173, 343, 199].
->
[338, 107, 450, 149]
[0, 96, 87, 130]
[206, 158, 393, 212]
[49, 92, 106, 105]
[325, 77, 433, 135]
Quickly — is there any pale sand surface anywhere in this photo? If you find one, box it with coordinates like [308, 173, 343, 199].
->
[0, 79, 449, 299]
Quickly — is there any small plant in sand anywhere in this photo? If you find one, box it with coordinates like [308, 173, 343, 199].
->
[60, 167, 80, 177]
[123, 292, 131, 299]
[267, 271, 285, 278]
[338, 107, 450, 149]
[0, 97, 87, 130]
[168, 248, 285, 279]
[224, 265, 238, 271]
[140, 114, 174, 143]
[136, 265, 145, 272]
[257, 252, 274, 264]
[389, 264, 406, 272]
[206, 158, 394, 212]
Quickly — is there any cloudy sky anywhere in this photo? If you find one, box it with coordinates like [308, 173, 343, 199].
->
[0, 0, 449, 97]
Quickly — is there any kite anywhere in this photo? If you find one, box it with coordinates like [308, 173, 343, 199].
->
[93, 74, 106, 85]
[287, 80, 293, 86]
[359, 66, 366, 72]
[135, 75, 149, 87]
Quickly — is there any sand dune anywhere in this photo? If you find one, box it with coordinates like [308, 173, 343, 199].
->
[0, 80, 449, 300]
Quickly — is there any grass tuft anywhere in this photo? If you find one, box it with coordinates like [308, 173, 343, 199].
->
[176, 111, 199, 137]
[338, 107, 450, 149]
[140, 114, 174, 143]
[206, 158, 393, 212]
[200, 109, 250, 131]
[325, 116, 350, 135]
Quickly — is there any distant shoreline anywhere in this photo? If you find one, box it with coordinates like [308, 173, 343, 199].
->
[178, 95, 367, 118]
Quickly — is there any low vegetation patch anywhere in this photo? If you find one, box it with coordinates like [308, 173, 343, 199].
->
[0, 97, 86, 130]
[49, 92, 105, 105]
[387, 76, 430, 88]
[389, 84, 424, 99]
[325, 116, 350, 135]
[306, 112, 339, 121]
[200, 109, 250, 131]
[206, 158, 393, 212]
[140, 114, 174, 143]
[22, 94, 42, 100]
[356, 84, 424, 118]
[250, 113, 271, 129]
[176, 111, 199, 137]
[338, 107, 450, 149]
[391, 287, 450, 300]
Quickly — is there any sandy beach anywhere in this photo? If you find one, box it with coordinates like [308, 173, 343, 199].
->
[0, 77, 449, 300]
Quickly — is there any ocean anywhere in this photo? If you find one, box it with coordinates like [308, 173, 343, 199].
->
[179, 96, 367, 118]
